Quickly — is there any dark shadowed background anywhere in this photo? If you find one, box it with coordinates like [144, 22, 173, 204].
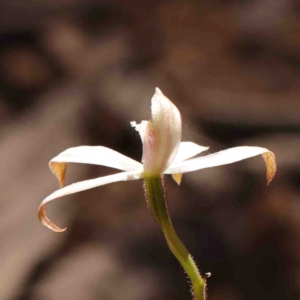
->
[1, 1, 300, 299]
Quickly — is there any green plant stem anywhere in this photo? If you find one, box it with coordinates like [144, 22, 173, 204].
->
[144, 176, 206, 300]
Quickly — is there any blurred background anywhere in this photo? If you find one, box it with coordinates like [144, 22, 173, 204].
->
[1, 0, 300, 299]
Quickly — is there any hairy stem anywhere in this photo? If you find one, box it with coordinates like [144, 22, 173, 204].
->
[144, 176, 206, 300]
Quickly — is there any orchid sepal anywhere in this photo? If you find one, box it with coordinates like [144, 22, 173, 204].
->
[165, 146, 276, 185]
[38, 170, 143, 232]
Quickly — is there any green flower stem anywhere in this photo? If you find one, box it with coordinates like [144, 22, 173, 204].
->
[144, 176, 206, 300]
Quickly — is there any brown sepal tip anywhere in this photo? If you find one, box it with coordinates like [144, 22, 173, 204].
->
[262, 151, 277, 186]
[172, 173, 183, 185]
[50, 162, 67, 188]
[38, 204, 67, 233]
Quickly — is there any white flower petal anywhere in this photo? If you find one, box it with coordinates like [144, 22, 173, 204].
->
[170, 142, 209, 165]
[142, 88, 182, 174]
[49, 146, 142, 188]
[51, 146, 142, 171]
[38, 170, 143, 232]
[49, 146, 143, 187]
[169, 142, 208, 185]
[165, 146, 276, 184]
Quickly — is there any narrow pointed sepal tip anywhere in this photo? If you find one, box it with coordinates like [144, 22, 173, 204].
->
[50, 162, 67, 188]
[38, 204, 67, 233]
[262, 151, 277, 186]
[155, 87, 162, 94]
[172, 173, 183, 185]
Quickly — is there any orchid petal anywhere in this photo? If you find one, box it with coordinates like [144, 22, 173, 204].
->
[142, 88, 182, 174]
[171, 142, 209, 165]
[165, 146, 276, 185]
[38, 170, 143, 232]
[169, 142, 208, 185]
[49, 146, 143, 187]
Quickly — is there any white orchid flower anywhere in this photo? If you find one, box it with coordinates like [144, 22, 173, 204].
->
[39, 88, 276, 232]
